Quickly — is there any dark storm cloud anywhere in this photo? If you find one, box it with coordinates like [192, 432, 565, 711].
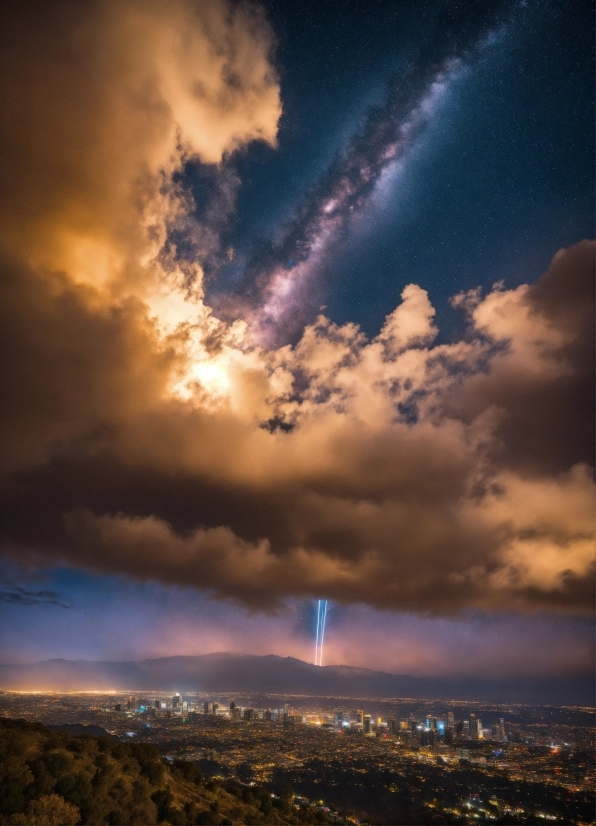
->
[0, 0, 593, 616]
[214, 0, 514, 343]
[445, 240, 595, 474]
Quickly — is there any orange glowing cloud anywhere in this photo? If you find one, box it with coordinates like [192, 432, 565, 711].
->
[0, 0, 280, 308]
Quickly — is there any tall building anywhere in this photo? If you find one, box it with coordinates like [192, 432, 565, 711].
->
[243, 708, 254, 721]
[492, 718, 506, 742]
[469, 714, 482, 740]
[447, 712, 455, 730]
[356, 710, 364, 726]
[420, 728, 438, 747]
[154, 700, 160, 709]
[363, 714, 371, 734]
[172, 695, 179, 709]
[203, 701, 210, 715]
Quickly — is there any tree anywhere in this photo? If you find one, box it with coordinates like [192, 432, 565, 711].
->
[12, 794, 80, 826]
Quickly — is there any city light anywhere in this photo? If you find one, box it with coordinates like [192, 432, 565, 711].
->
[1, 689, 592, 825]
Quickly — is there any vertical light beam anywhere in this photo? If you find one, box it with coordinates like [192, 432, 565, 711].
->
[319, 600, 328, 666]
[314, 599, 322, 665]
[315, 599, 328, 667]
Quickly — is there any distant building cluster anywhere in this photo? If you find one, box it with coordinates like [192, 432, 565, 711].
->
[318, 708, 507, 746]
[114, 694, 193, 714]
[116, 695, 305, 727]
[114, 695, 508, 745]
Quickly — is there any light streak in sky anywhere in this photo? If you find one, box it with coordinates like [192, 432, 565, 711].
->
[314, 599, 328, 666]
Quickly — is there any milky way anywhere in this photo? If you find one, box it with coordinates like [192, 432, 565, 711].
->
[215, 1, 513, 345]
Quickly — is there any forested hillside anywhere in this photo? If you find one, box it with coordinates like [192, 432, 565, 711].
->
[0, 718, 309, 825]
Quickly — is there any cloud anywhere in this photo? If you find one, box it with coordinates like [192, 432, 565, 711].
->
[0, 0, 280, 306]
[446, 240, 595, 474]
[1, 243, 593, 615]
[0, 586, 72, 609]
[0, 1, 592, 619]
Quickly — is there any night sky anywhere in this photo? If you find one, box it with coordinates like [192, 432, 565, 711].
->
[0, 0, 593, 686]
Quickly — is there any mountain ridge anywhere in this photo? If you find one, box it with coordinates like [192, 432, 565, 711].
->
[0, 653, 591, 706]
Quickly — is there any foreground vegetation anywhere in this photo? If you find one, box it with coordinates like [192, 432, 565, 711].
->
[0, 718, 327, 825]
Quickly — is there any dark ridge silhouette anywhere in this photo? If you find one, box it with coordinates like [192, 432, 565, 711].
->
[47, 723, 113, 738]
[0, 653, 592, 706]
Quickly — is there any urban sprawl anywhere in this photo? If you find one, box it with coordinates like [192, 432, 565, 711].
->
[0, 691, 593, 824]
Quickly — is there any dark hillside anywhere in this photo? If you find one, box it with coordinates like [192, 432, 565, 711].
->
[0, 718, 304, 825]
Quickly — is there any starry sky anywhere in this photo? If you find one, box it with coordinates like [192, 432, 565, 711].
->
[0, 0, 593, 687]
